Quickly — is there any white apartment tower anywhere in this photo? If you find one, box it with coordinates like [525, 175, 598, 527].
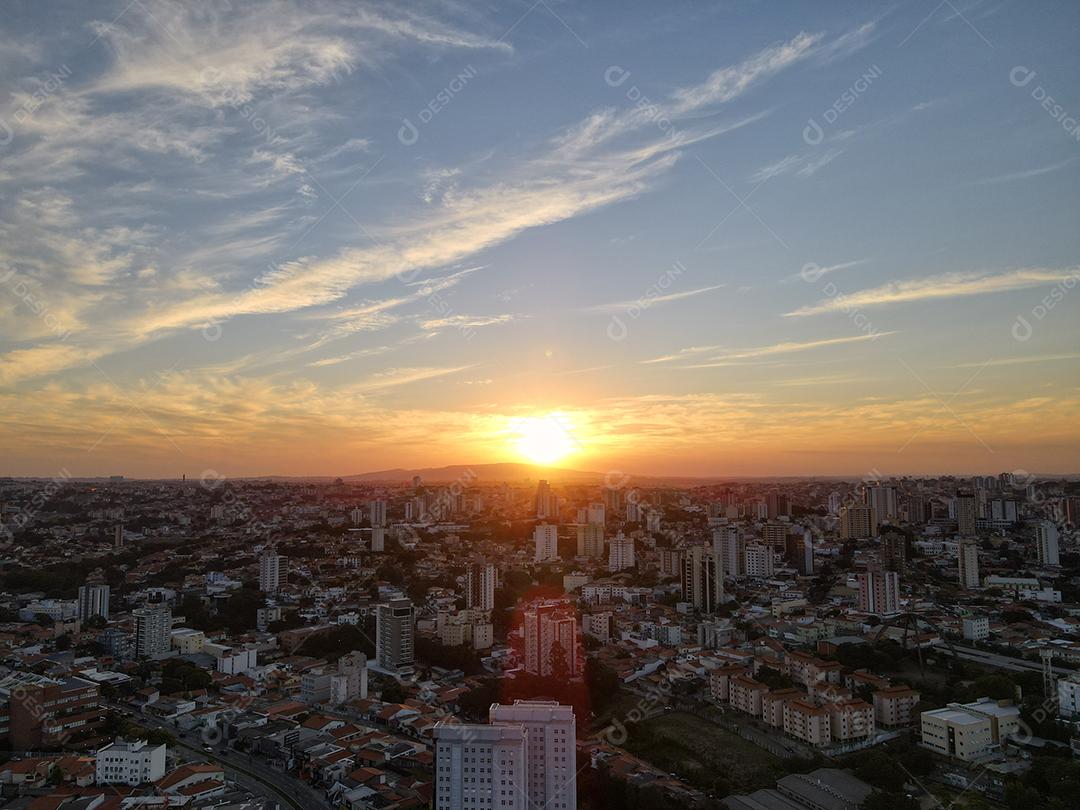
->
[534, 524, 559, 563]
[370, 526, 385, 552]
[259, 553, 286, 594]
[78, 583, 110, 620]
[368, 498, 387, 527]
[744, 543, 775, 578]
[490, 701, 577, 810]
[607, 533, 635, 572]
[713, 525, 744, 577]
[376, 598, 415, 674]
[434, 723, 528, 810]
[958, 538, 980, 589]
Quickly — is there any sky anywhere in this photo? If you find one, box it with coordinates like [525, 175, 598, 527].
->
[1, 0, 1079, 479]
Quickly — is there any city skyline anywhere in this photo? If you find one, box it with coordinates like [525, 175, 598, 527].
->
[2, 1, 1079, 478]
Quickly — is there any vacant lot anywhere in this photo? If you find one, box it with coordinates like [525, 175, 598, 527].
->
[599, 699, 785, 794]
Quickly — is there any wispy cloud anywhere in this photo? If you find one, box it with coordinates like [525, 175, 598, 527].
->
[942, 353, 1080, 369]
[582, 284, 726, 314]
[973, 157, 1079, 186]
[785, 268, 1079, 316]
[675, 332, 897, 368]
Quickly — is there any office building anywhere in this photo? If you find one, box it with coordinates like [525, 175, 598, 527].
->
[534, 523, 558, 563]
[682, 546, 724, 613]
[258, 553, 286, 594]
[586, 502, 605, 524]
[3, 674, 104, 750]
[376, 598, 414, 674]
[490, 701, 576, 810]
[95, 738, 167, 786]
[77, 583, 110, 621]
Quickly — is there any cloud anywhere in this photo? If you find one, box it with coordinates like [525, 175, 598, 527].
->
[942, 353, 1080, 369]
[973, 157, 1079, 186]
[420, 314, 515, 331]
[582, 284, 726, 314]
[785, 268, 1080, 316]
[365, 365, 475, 390]
[675, 332, 896, 368]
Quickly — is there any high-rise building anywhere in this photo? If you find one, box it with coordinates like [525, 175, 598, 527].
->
[784, 532, 814, 575]
[1036, 521, 1060, 566]
[766, 493, 790, 519]
[955, 490, 977, 536]
[713, 526, 744, 577]
[858, 569, 900, 616]
[349, 506, 363, 526]
[434, 722, 528, 810]
[744, 543, 775, 578]
[535, 480, 556, 519]
[259, 553, 286, 594]
[77, 583, 110, 621]
[602, 486, 624, 515]
[958, 538, 980, 589]
[839, 504, 876, 539]
[113, 523, 124, 548]
[586, 502, 605, 525]
[607, 533, 634, 572]
[367, 498, 387, 527]
[682, 546, 724, 613]
[466, 563, 496, 611]
[827, 492, 842, 516]
[490, 701, 577, 810]
[523, 603, 578, 677]
[881, 531, 908, 572]
[762, 522, 788, 550]
[133, 605, 172, 659]
[534, 523, 559, 563]
[370, 526, 385, 552]
[866, 485, 898, 528]
[376, 598, 415, 674]
[576, 523, 604, 558]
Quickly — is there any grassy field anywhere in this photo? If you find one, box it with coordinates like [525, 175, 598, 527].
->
[592, 694, 785, 794]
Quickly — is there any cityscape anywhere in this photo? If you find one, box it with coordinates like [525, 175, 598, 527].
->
[2, 2, 1080, 810]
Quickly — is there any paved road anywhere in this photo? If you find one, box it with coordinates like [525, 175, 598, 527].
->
[934, 643, 1073, 676]
[114, 704, 328, 810]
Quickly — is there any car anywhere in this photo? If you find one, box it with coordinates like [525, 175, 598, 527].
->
[203, 745, 214, 753]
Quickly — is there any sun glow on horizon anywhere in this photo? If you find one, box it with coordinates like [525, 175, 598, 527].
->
[509, 414, 581, 466]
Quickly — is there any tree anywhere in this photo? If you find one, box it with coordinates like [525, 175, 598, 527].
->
[550, 640, 569, 683]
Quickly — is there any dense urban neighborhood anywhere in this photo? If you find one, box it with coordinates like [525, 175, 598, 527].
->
[0, 470, 1077, 809]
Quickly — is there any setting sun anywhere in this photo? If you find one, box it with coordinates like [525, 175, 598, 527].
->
[509, 414, 580, 466]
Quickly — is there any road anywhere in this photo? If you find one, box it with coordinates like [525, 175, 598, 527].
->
[933, 643, 1073, 676]
[113, 704, 329, 810]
